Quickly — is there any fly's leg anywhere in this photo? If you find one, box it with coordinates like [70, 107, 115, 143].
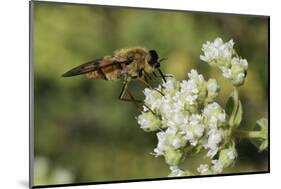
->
[126, 86, 156, 115]
[118, 79, 144, 112]
[119, 80, 141, 103]
[138, 78, 164, 96]
[119, 79, 156, 114]
[143, 70, 153, 81]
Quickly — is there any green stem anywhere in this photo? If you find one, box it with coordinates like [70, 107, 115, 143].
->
[229, 87, 239, 128]
[233, 130, 265, 139]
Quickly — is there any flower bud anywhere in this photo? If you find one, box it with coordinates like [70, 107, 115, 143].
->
[143, 88, 163, 111]
[137, 111, 161, 132]
[230, 66, 246, 86]
[164, 147, 184, 166]
[211, 160, 224, 174]
[166, 132, 187, 149]
[197, 84, 207, 104]
[206, 78, 220, 103]
[203, 102, 226, 128]
[197, 164, 211, 175]
[218, 147, 237, 168]
[169, 166, 193, 177]
[182, 114, 205, 146]
[163, 77, 179, 96]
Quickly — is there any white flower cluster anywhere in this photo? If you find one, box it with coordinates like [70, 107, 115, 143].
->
[137, 69, 237, 176]
[197, 146, 237, 175]
[200, 38, 248, 86]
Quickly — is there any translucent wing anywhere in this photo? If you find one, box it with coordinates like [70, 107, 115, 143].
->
[62, 58, 132, 77]
[62, 59, 109, 77]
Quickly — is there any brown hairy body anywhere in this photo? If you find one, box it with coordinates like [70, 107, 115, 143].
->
[62, 47, 155, 81]
[62, 47, 166, 110]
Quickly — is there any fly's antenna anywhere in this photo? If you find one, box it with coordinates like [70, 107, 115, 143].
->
[157, 68, 166, 83]
[159, 57, 167, 62]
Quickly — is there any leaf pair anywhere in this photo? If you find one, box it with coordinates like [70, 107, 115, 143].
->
[251, 118, 268, 152]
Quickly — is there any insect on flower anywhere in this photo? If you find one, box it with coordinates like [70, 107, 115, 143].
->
[62, 47, 168, 109]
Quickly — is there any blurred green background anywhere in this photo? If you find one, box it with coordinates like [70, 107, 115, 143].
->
[32, 1, 269, 186]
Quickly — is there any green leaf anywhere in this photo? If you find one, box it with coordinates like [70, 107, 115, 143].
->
[226, 88, 241, 129]
[250, 118, 268, 152]
[225, 95, 234, 117]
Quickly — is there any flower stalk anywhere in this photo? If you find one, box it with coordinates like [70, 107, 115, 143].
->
[233, 130, 266, 139]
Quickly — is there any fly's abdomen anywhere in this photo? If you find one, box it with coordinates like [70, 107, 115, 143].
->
[86, 64, 122, 80]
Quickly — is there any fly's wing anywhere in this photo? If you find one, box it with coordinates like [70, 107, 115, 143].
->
[62, 57, 134, 77]
[62, 58, 111, 77]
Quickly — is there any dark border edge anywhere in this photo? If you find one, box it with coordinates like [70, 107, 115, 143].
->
[267, 16, 270, 173]
[29, 1, 35, 188]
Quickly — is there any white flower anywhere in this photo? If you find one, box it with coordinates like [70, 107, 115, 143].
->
[231, 57, 248, 69]
[211, 160, 224, 173]
[218, 147, 237, 168]
[200, 38, 234, 64]
[180, 80, 199, 94]
[207, 148, 219, 158]
[181, 114, 205, 146]
[200, 38, 248, 86]
[237, 72, 245, 80]
[227, 148, 236, 160]
[203, 102, 226, 128]
[206, 79, 220, 102]
[203, 128, 223, 158]
[171, 137, 182, 149]
[197, 164, 209, 174]
[169, 133, 187, 149]
[207, 79, 219, 93]
[169, 165, 180, 172]
[162, 77, 179, 95]
[222, 67, 232, 79]
[188, 69, 205, 83]
[227, 57, 248, 86]
[165, 126, 178, 135]
[169, 166, 186, 176]
[159, 97, 173, 117]
[154, 131, 167, 156]
[190, 115, 205, 137]
[171, 92, 186, 112]
[143, 88, 163, 111]
[175, 90, 198, 109]
[208, 129, 222, 145]
[166, 111, 189, 128]
[186, 95, 198, 105]
[153, 129, 187, 157]
[137, 111, 161, 132]
[179, 69, 207, 105]
[234, 72, 245, 84]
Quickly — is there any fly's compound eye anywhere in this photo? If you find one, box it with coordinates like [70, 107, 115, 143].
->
[148, 49, 159, 67]
[155, 62, 160, 68]
[149, 49, 159, 61]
